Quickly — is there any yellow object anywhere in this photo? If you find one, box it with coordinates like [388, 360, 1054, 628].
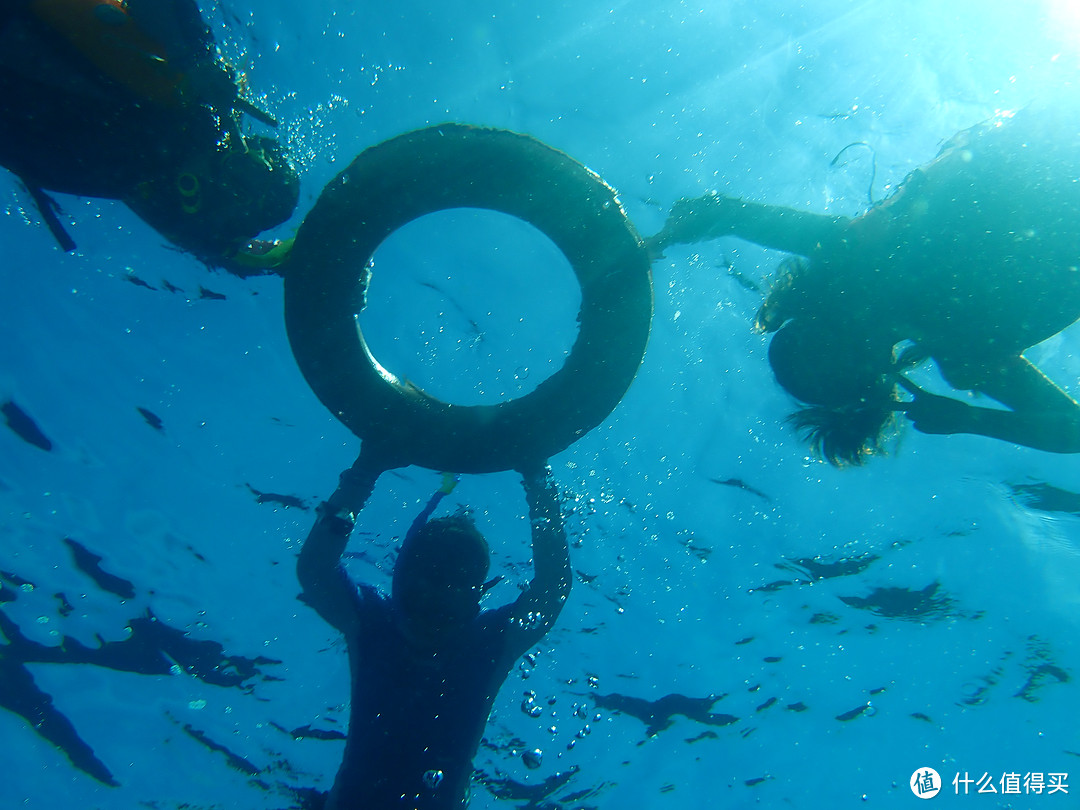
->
[230, 237, 296, 272]
[438, 472, 459, 495]
[176, 172, 201, 213]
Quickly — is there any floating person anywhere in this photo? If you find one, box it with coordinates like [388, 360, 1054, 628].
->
[648, 101, 1080, 464]
[297, 452, 571, 809]
[0, 0, 298, 275]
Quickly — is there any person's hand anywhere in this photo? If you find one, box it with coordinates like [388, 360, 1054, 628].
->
[325, 468, 371, 518]
[648, 193, 738, 257]
[357, 438, 411, 475]
[643, 234, 668, 262]
[326, 447, 399, 515]
[901, 386, 979, 435]
[227, 238, 295, 277]
[515, 458, 551, 487]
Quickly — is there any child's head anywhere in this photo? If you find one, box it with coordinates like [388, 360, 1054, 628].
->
[392, 515, 491, 636]
[767, 319, 900, 466]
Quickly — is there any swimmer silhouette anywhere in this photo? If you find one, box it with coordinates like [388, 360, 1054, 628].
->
[650, 101, 1080, 464]
[297, 451, 570, 809]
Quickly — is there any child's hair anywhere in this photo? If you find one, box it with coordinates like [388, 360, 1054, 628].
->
[754, 256, 816, 333]
[400, 514, 490, 584]
[766, 321, 900, 465]
[757, 258, 903, 466]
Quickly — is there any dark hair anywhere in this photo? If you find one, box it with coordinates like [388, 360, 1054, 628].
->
[759, 259, 902, 466]
[754, 256, 816, 333]
[397, 514, 490, 585]
[785, 402, 899, 466]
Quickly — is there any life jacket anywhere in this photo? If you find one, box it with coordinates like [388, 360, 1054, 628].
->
[27, 0, 184, 106]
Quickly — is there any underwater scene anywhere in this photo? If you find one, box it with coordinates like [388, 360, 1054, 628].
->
[3, 0, 1080, 808]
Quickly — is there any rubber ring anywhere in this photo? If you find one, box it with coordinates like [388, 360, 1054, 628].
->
[176, 172, 200, 197]
[284, 124, 653, 473]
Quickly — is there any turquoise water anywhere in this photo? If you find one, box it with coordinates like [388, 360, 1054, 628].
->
[3, 1, 1080, 807]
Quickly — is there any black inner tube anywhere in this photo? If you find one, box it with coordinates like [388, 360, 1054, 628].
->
[284, 124, 653, 473]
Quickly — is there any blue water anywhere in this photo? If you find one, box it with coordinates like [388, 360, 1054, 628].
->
[4, 1, 1080, 807]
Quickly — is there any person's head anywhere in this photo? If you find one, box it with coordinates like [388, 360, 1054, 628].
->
[391, 514, 491, 638]
[767, 318, 900, 466]
[754, 256, 819, 333]
[123, 134, 299, 263]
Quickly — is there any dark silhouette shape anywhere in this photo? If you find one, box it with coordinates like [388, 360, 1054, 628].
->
[63, 537, 136, 599]
[708, 477, 771, 501]
[839, 582, 955, 621]
[650, 101, 1080, 463]
[198, 286, 228, 301]
[284, 724, 348, 742]
[0, 592, 279, 786]
[137, 407, 165, 432]
[247, 484, 309, 511]
[780, 553, 879, 581]
[181, 723, 261, 775]
[297, 453, 570, 810]
[0, 628, 119, 785]
[125, 274, 156, 290]
[591, 692, 738, 737]
[2, 400, 52, 451]
[1009, 482, 1080, 515]
[835, 704, 870, 722]
[475, 765, 582, 805]
[0, 0, 298, 273]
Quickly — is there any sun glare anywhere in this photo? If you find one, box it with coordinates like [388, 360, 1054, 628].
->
[1045, 0, 1080, 52]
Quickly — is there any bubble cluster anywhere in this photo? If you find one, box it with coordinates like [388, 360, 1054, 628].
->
[520, 690, 543, 718]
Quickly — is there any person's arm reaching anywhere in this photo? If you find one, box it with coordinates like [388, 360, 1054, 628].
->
[296, 452, 385, 637]
[900, 360, 1080, 454]
[508, 462, 571, 645]
[404, 472, 458, 543]
[647, 193, 850, 259]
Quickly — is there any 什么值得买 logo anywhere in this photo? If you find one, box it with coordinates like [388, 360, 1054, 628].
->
[910, 768, 1069, 798]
